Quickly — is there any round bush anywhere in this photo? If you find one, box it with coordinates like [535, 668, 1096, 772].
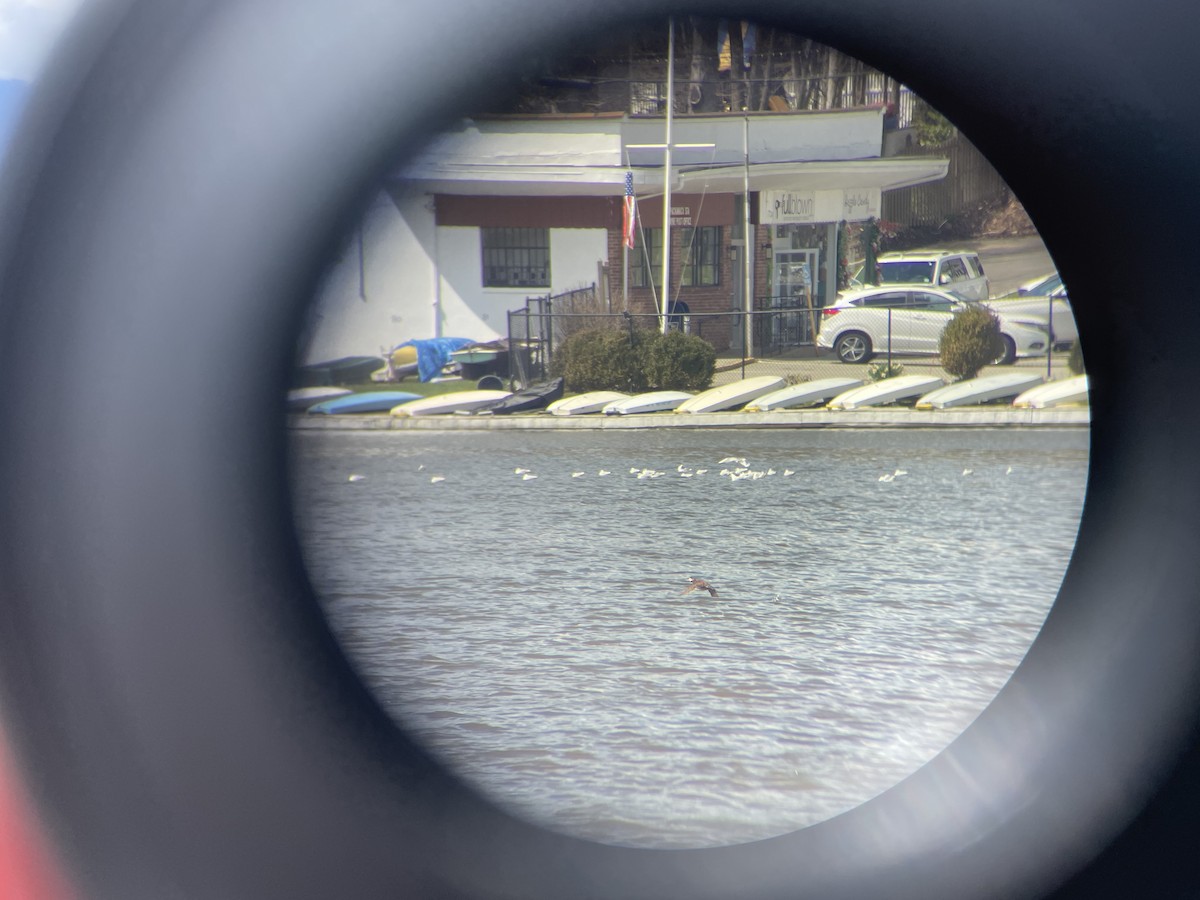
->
[940, 305, 1004, 381]
[639, 330, 716, 392]
[551, 328, 647, 393]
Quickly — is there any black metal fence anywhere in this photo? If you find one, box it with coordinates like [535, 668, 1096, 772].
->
[507, 290, 1075, 388]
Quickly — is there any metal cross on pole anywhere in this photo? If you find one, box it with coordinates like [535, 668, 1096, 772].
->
[626, 18, 715, 334]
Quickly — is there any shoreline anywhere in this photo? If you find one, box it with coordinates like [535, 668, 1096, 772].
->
[288, 407, 1090, 432]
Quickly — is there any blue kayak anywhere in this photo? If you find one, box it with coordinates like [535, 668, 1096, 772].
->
[306, 391, 421, 414]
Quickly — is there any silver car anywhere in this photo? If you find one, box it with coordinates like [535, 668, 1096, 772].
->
[816, 287, 1051, 364]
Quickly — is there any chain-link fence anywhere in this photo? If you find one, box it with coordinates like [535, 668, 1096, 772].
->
[507, 292, 1076, 391]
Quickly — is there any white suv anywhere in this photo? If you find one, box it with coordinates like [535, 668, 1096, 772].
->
[816, 286, 1050, 364]
[852, 250, 990, 300]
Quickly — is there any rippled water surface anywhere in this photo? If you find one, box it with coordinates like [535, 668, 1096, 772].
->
[290, 427, 1088, 848]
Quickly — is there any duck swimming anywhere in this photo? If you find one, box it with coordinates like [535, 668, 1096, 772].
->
[681, 577, 719, 597]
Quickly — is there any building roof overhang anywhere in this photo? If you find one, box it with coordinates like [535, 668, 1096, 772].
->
[395, 156, 949, 198]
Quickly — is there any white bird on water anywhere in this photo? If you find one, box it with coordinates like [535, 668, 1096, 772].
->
[962, 468, 973, 476]
[522, 473, 538, 481]
[514, 467, 531, 475]
[598, 469, 611, 476]
[348, 474, 366, 483]
[430, 475, 446, 484]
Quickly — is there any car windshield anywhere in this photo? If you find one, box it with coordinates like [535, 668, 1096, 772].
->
[877, 260, 936, 284]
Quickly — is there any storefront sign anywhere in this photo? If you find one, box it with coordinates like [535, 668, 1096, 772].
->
[670, 205, 693, 226]
[761, 188, 881, 224]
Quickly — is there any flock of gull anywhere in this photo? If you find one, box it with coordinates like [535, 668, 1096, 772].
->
[347, 456, 1015, 485]
[509, 456, 797, 484]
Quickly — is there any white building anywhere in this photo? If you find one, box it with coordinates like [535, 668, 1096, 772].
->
[300, 109, 947, 363]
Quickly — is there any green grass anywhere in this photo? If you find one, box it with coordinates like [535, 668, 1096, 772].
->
[339, 378, 506, 398]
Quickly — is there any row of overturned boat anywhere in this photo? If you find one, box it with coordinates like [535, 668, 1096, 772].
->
[288, 371, 1090, 431]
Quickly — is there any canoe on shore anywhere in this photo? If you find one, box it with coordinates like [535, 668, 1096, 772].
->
[827, 375, 944, 410]
[1012, 375, 1089, 408]
[547, 391, 631, 416]
[916, 372, 1045, 409]
[308, 390, 422, 414]
[744, 377, 864, 411]
[391, 389, 512, 416]
[675, 376, 786, 414]
[472, 377, 564, 415]
[286, 386, 353, 411]
[603, 391, 694, 415]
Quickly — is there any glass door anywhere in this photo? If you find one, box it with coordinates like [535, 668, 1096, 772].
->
[771, 248, 820, 346]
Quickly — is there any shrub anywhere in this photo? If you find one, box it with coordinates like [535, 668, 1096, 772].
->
[940, 305, 1004, 381]
[638, 330, 716, 391]
[551, 328, 647, 393]
[1068, 340, 1085, 375]
[866, 361, 904, 382]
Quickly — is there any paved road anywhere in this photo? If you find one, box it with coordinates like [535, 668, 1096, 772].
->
[937, 234, 1057, 297]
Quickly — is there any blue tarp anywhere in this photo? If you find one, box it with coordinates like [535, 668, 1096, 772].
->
[395, 337, 474, 382]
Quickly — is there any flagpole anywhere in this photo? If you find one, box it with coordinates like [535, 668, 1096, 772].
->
[744, 113, 753, 358]
[659, 17, 674, 334]
[622, 170, 633, 312]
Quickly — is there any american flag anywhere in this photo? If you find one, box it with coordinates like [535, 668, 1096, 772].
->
[622, 170, 636, 250]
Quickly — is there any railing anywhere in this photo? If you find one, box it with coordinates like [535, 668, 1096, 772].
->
[506, 296, 1074, 388]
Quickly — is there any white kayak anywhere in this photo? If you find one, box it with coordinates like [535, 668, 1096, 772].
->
[1012, 375, 1089, 408]
[546, 391, 630, 416]
[675, 376, 786, 413]
[602, 391, 694, 415]
[916, 372, 1046, 409]
[827, 375, 945, 410]
[744, 377, 864, 411]
[391, 389, 512, 416]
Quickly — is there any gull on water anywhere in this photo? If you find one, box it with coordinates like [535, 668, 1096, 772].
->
[598, 469, 611, 476]
[571, 472, 586, 478]
[347, 474, 366, 483]
[514, 467, 531, 475]
[522, 473, 538, 480]
[430, 475, 446, 484]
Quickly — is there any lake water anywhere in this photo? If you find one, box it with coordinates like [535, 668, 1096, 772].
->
[289, 426, 1088, 849]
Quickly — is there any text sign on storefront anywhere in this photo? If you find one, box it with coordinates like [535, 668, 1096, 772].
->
[761, 188, 881, 224]
[670, 205, 693, 226]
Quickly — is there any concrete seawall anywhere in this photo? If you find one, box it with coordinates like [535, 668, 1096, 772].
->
[289, 407, 1090, 432]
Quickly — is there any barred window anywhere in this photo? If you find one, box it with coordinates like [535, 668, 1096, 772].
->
[481, 227, 550, 288]
[681, 226, 720, 287]
[630, 227, 662, 289]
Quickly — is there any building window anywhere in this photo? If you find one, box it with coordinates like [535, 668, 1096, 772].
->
[681, 226, 720, 287]
[481, 227, 550, 288]
[630, 228, 662, 289]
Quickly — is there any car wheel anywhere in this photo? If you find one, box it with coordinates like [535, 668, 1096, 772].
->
[835, 332, 874, 364]
[994, 335, 1017, 365]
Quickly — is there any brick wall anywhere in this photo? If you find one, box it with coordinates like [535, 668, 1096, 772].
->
[604, 225, 769, 352]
